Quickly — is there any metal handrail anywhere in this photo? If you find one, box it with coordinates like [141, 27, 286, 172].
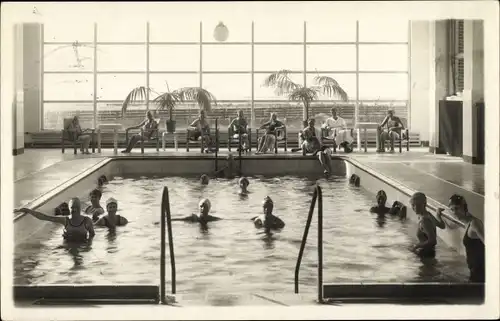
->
[294, 184, 323, 303]
[215, 118, 218, 172]
[160, 187, 176, 305]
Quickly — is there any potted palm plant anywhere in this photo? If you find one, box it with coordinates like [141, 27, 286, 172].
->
[263, 70, 349, 128]
[121, 84, 217, 133]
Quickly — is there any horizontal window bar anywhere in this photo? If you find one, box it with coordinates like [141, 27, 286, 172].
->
[44, 99, 406, 104]
[43, 70, 408, 75]
[44, 71, 94, 74]
[44, 41, 408, 46]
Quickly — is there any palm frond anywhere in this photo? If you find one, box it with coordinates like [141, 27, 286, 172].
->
[152, 91, 182, 110]
[288, 87, 318, 102]
[177, 87, 217, 113]
[121, 86, 151, 116]
[263, 69, 301, 96]
[314, 76, 349, 101]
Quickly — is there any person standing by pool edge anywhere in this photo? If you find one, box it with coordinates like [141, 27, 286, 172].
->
[445, 194, 485, 282]
[409, 192, 438, 258]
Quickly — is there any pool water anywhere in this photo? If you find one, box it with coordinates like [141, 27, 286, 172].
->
[14, 175, 470, 294]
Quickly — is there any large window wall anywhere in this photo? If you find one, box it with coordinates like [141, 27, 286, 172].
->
[42, 19, 410, 130]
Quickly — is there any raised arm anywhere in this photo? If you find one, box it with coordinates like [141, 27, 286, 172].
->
[434, 208, 446, 229]
[189, 119, 200, 129]
[15, 208, 66, 225]
[259, 121, 270, 130]
[380, 115, 389, 127]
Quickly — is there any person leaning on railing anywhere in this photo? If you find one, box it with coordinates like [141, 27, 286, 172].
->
[256, 112, 284, 154]
[121, 110, 159, 153]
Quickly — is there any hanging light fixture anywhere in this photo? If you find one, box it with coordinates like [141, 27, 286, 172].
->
[213, 22, 229, 42]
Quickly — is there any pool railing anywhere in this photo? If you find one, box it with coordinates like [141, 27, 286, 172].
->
[161, 186, 176, 303]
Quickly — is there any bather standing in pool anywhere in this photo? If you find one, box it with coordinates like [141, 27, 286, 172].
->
[252, 196, 285, 230]
[172, 198, 221, 224]
[369, 190, 391, 215]
[15, 197, 95, 243]
[239, 177, 250, 195]
[200, 174, 210, 185]
[85, 189, 105, 222]
[409, 192, 438, 258]
[95, 198, 128, 228]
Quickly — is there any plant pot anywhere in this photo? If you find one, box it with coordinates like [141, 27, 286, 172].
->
[166, 120, 176, 133]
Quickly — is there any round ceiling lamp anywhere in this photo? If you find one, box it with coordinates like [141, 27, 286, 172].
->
[213, 22, 229, 42]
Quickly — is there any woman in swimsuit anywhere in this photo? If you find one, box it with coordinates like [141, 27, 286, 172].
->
[15, 197, 95, 243]
[239, 177, 250, 195]
[95, 198, 128, 228]
[121, 111, 159, 153]
[256, 113, 285, 154]
[444, 194, 485, 282]
[172, 198, 222, 224]
[370, 190, 391, 215]
[409, 192, 438, 258]
[66, 116, 93, 154]
[85, 189, 105, 222]
[252, 196, 285, 231]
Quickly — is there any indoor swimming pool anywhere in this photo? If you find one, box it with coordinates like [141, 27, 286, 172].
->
[14, 173, 470, 295]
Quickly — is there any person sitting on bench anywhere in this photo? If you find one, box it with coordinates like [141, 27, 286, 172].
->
[322, 107, 353, 153]
[66, 116, 93, 154]
[121, 111, 158, 153]
[256, 113, 285, 154]
[378, 110, 405, 153]
[189, 110, 215, 153]
[228, 110, 250, 151]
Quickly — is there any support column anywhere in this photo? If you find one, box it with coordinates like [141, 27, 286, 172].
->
[428, 20, 449, 153]
[462, 20, 484, 164]
[13, 24, 25, 155]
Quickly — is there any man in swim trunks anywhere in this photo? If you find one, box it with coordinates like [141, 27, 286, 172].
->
[189, 110, 214, 152]
[252, 196, 285, 230]
[95, 198, 128, 228]
[172, 199, 222, 224]
[378, 109, 405, 153]
[228, 110, 250, 151]
[409, 192, 438, 258]
[85, 189, 105, 222]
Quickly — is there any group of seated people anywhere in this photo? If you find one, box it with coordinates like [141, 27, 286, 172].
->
[181, 175, 285, 231]
[370, 190, 484, 283]
[15, 175, 129, 243]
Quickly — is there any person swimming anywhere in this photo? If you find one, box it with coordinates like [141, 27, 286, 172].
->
[409, 192, 438, 258]
[252, 196, 285, 230]
[97, 175, 108, 188]
[239, 177, 250, 194]
[15, 197, 95, 243]
[172, 198, 222, 224]
[369, 190, 391, 215]
[95, 198, 128, 228]
[54, 202, 70, 216]
[200, 174, 210, 185]
[85, 189, 105, 222]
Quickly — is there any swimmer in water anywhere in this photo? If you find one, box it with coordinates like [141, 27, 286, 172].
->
[54, 202, 70, 216]
[85, 189, 105, 222]
[15, 198, 95, 243]
[409, 192, 438, 258]
[239, 177, 250, 194]
[369, 190, 391, 215]
[251, 196, 285, 230]
[97, 175, 108, 189]
[95, 198, 128, 228]
[172, 198, 222, 224]
[200, 174, 210, 185]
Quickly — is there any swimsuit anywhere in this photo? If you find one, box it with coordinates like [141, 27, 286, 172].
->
[63, 217, 89, 242]
[463, 222, 485, 282]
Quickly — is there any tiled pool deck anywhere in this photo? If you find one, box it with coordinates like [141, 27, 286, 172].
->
[11, 147, 484, 218]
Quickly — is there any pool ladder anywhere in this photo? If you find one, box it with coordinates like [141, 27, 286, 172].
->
[160, 186, 176, 304]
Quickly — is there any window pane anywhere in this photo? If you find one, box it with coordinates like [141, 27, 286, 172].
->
[97, 45, 146, 71]
[359, 73, 408, 100]
[149, 74, 199, 94]
[44, 74, 93, 100]
[43, 102, 94, 130]
[359, 45, 408, 71]
[202, 19, 251, 42]
[150, 20, 200, 43]
[254, 20, 303, 42]
[358, 20, 409, 42]
[306, 45, 356, 71]
[97, 102, 147, 128]
[97, 22, 146, 43]
[44, 44, 94, 72]
[44, 23, 94, 42]
[97, 74, 146, 100]
[306, 20, 356, 42]
[203, 45, 251, 71]
[202, 74, 251, 100]
[254, 73, 303, 100]
[254, 45, 303, 71]
[306, 73, 356, 101]
[150, 45, 199, 72]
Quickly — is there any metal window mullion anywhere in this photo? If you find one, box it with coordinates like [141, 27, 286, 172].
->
[199, 21, 203, 88]
[146, 22, 150, 111]
[93, 23, 97, 128]
[303, 21, 307, 87]
[355, 20, 359, 125]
